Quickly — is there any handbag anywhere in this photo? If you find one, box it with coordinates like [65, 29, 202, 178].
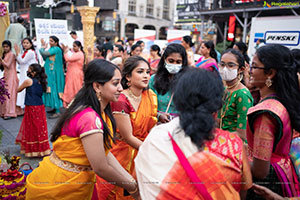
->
[19, 162, 33, 177]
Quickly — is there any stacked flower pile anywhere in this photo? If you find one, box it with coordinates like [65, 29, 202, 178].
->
[0, 156, 26, 200]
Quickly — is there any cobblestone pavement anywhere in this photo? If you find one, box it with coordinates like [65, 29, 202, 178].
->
[0, 111, 58, 169]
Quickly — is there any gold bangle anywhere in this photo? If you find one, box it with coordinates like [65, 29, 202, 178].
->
[128, 178, 138, 194]
[128, 185, 138, 194]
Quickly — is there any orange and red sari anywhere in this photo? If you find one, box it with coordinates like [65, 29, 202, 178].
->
[135, 118, 252, 199]
[95, 90, 157, 200]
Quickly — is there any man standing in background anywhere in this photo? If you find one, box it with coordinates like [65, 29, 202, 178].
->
[5, 17, 27, 53]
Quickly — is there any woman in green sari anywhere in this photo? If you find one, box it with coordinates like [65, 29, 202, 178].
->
[40, 36, 65, 118]
[149, 43, 188, 123]
[218, 49, 253, 141]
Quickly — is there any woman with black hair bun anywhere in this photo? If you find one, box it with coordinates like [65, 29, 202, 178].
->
[195, 41, 218, 72]
[233, 42, 250, 64]
[61, 41, 85, 108]
[135, 68, 252, 199]
[40, 36, 65, 118]
[149, 43, 189, 123]
[181, 35, 195, 65]
[246, 44, 300, 199]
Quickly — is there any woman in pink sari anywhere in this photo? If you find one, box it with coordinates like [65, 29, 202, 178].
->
[0, 40, 18, 119]
[195, 41, 218, 72]
[246, 44, 300, 199]
[62, 41, 85, 107]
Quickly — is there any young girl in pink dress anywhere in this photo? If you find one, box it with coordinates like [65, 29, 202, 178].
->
[0, 40, 18, 119]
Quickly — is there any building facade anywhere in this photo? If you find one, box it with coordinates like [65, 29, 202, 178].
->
[119, 0, 175, 40]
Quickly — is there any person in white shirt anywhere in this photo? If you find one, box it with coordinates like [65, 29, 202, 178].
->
[14, 37, 39, 113]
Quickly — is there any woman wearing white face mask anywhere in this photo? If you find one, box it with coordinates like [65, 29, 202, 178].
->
[149, 43, 189, 123]
[218, 49, 253, 141]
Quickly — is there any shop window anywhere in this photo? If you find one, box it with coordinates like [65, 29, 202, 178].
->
[163, 0, 169, 20]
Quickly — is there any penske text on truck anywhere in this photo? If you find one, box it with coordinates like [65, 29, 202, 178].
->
[248, 16, 300, 58]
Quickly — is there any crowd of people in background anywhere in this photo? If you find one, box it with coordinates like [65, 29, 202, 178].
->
[1, 16, 300, 200]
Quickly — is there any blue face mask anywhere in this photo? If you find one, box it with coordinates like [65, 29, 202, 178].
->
[165, 62, 182, 74]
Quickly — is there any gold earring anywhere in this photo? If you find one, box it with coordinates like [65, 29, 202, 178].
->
[265, 77, 272, 87]
[96, 91, 102, 101]
[127, 80, 131, 87]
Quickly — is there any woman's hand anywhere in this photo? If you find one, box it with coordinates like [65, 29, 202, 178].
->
[159, 113, 170, 123]
[128, 183, 141, 200]
[252, 184, 285, 200]
[41, 38, 47, 49]
[14, 44, 20, 56]
[61, 44, 69, 54]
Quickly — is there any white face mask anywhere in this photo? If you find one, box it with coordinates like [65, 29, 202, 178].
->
[219, 67, 238, 81]
[165, 62, 182, 74]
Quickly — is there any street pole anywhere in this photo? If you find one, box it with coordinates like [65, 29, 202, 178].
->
[50, 6, 52, 19]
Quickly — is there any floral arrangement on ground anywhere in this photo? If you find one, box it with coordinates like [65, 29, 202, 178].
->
[0, 151, 26, 200]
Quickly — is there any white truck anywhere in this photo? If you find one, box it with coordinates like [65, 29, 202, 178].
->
[248, 16, 300, 58]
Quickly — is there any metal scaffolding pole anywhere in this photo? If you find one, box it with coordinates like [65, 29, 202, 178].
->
[243, 12, 248, 43]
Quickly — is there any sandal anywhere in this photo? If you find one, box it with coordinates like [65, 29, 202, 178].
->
[48, 113, 61, 119]
[3, 116, 15, 120]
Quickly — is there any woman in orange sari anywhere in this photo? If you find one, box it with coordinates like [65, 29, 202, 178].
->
[135, 68, 252, 199]
[96, 56, 157, 199]
[26, 59, 140, 200]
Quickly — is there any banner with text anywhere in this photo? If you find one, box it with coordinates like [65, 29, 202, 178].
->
[34, 18, 69, 48]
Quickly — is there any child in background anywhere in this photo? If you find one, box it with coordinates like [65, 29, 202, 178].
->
[16, 63, 51, 157]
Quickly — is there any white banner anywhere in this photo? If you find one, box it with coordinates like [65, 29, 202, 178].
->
[34, 18, 69, 48]
[134, 29, 156, 53]
[167, 29, 191, 44]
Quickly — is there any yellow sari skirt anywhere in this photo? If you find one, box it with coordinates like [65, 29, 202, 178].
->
[26, 135, 96, 200]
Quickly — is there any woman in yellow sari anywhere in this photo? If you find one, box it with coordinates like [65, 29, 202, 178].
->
[96, 56, 157, 199]
[26, 59, 140, 200]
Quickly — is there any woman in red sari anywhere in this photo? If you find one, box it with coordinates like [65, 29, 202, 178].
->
[95, 56, 157, 199]
[135, 68, 252, 199]
[246, 44, 300, 199]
